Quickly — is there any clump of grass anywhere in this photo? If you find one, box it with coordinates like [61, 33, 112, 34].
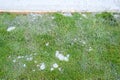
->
[54, 13, 75, 28]
[96, 12, 118, 26]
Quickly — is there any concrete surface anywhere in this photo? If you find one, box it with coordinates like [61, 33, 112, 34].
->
[0, 0, 120, 12]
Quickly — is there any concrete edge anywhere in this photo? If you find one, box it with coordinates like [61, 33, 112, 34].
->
[0, 10, 120, 14]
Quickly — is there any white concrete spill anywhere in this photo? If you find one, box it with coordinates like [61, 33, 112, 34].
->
[7, 26, 16, 32]
[80, 18, 82, 20]
[13, 59, 16, 63]
[80, 40, 86, 45]
[82, 41, 86, 45]
[51, 16, 55, 19]
[81, 14, 87, 18]
[23, 64, 26, 67]
[17, 56, 23, 59]
[29, 13, 42, 21]
[26, 57, 33, 61]
[55, 51, 70, 61]
[30, 13, 42, 17]
[50, 67, 54, 71]
[64, 57, 68, 61]
[34, 60, 37, 63]
[45, 42, 49, 46]
[62, 12, 72, 17]
[88, 47, 93, 52]
[53, 63, 58, 68]
[50, 63, 60, 71]
[33, 53, 37, 56]
[17, 56, 21, 59]
[40, 63, 46, 70]
[8, 56, 11, 58]
[114, 14, 120, 19]
[32, 69, 35, 72]
[58, 67, 62, 71]
[74, 38, 77, 41]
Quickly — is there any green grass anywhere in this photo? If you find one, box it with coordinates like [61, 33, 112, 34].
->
[0, 12, 120, 80]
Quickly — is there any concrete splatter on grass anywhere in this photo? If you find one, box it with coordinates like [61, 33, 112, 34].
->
[34, 60, 37, 63]
[39, 63, 46, 70]
[7, 26, 16, 32]
[11, 54, 37, 66]
[50, 63, 62, 72]
[37, 63, 46, 70]
[17, 56, 24, 59]
[10, 52, 68, 72]
[50, 63, 58, 71]
[13, 59, 16, 63]
[23, 64, 26, 67]
[32, 69, 36, 72]
[58, 67, 62, 72]
[45, 42, 49, 46]
[28, 13, 42, 22]
[88, 47, 93, 52]
[53, 63, 59, 68]
[26, 57, 33, 61]
[55, 51, 70, 62]
[51, 16, 55, 19]
[62, 12, 72, 17]
[80, 40, 86, 45]
[50, 67, 54, 71]
[11, 51, 70, 72]
[81, 14, 87, 18]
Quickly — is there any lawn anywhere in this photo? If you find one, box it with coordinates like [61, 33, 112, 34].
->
[0, 12, 120, 80]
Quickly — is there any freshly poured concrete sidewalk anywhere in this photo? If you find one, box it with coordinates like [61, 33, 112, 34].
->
[0, 0, 120, 12]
